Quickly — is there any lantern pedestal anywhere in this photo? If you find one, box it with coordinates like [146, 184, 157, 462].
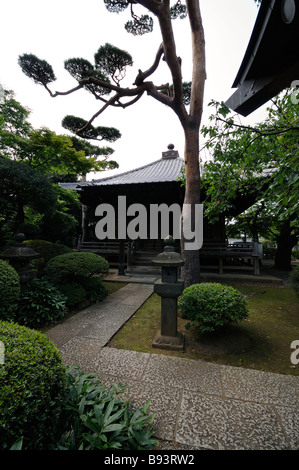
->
[152, 236, 185, 351]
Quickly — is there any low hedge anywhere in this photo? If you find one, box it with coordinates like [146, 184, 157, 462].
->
[178, 282, 249, 334]
[0, 321, 66, 450]
[0, 260, 20, 321]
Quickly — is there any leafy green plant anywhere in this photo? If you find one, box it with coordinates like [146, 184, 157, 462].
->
[17, 277, 67, 328]
[0, 321, 66, 450]
[0, 260, 20, 321]
[57, 366, 157, 450]
[178, 282, 249, 334]
[290, 266, 299, 299]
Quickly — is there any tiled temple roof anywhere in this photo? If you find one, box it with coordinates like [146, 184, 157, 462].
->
[60, 146, 184, 191]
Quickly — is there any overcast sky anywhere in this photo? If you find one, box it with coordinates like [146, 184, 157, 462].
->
[0, 0, 268, 179]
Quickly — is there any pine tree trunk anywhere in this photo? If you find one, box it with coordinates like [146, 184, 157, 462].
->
[181, 125, 201, 286]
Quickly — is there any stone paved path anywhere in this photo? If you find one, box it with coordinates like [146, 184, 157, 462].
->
[46, 283, 299, 451]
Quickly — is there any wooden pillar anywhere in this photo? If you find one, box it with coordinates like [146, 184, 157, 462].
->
[118, 240, 125, 275]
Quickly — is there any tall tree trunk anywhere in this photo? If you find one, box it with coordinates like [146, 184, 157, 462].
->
[179, 0, 205, 287]
[181, 125, 201, 286]
[275, 218, 298, 270]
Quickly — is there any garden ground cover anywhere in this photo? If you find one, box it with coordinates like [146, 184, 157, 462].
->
[107, 282, 299, 376]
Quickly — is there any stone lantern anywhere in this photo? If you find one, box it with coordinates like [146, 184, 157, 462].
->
[152, 235, 185, 351]
[1, 233, 39, 287]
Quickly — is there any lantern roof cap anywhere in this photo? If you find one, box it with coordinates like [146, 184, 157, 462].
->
[152, 236, 185, 267]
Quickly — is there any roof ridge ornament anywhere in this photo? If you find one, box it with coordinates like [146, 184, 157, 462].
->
[162, 143, 179, 159]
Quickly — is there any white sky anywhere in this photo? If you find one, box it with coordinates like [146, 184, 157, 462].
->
[0, 0, 268, 179]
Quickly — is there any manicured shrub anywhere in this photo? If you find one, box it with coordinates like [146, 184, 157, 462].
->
[24, 239, 72, 275]
[0, 260, 20, 321]
[57, 366, 157, 450]
[290, 266, 299, 298]
[0, 321, 66, 450]
[17, 277, 68, 328]
[82, 277, 108, 302]
[58, 281, 87, 308]
[178, 282, 249, 334]
[45, 252, 109, 308]
[45, 252, 109, 284]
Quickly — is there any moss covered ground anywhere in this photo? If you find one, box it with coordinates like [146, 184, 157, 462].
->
[107, 282, 299, 376]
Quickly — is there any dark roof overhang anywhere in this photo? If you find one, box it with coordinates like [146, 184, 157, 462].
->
[226, 0, 299, 116]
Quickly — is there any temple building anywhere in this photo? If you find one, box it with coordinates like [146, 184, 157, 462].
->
[60, 145, 261, 275]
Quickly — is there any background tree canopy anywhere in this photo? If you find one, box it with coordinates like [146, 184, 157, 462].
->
[198, 89, 299, 269]
[0, 156, 57, 242]
[0, 88, 120, 248]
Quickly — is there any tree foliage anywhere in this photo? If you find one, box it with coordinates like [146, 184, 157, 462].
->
[94, 43, 133, 85]
[0, 88, 120, 246]
[64, 57, 112, 97]
[0, 156, 57, 216]
[18, 53, 56, 86]
[62, 115, 121, 144]
[0, 89, 119, 178]
[200, 90, 299, 224]
[17, 3, 195, 142]
[197, 89, 299, 269]
[0, 156, 57, 244]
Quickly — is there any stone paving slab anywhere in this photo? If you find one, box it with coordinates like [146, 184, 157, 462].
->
[219, 365, 299, 407]
[46, 281, 299, 451]
[92, 348, 299, 450]
[46, 283, 153, 353]
[176, 391, 290, 450]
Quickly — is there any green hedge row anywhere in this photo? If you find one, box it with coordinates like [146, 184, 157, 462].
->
[0, 247, 110, 327]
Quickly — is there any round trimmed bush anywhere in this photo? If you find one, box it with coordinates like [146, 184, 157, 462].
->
[23, 239, 72, 275]
[45, 252, 109, 283]
[0, 321, 66, 449]
[0, 260, 20, 321]
[178, 282, 249, 334]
